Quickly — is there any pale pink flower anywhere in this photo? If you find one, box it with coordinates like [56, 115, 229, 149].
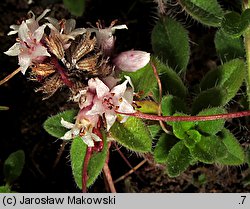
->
[88, 22, 127, 56]
[60, 108, 101, 147]
[4, 9, 51, 74]
[113, 50, 150, 72]
[82, 76, 135, 131]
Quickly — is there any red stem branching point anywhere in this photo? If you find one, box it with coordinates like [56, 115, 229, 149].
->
[117, 110, 250, 122]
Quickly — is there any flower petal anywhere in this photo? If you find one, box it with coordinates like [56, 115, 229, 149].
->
[33, 24, 46, 42]
[86, 99, 105, 116]
[105, 111, 117, 131]
[88, 78, 109, 98]
[31, 44, 50, 58]
[91, 133, 102, 142]
[60, 130, 73, 140]
[4, 43, 20, 56]
[118, 98, 135, 113]
[36, 9, 51, 22]
[18, 22, 30, 41]
[111, 24, 128, 32]
[82, 132, 95, 147]
[18, 54, 31, 74]
[110, 78, 129, 96]
[61, 118, 75, 129]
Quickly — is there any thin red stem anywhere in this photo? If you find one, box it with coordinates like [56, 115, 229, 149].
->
[103, 142, 116, 193]
[117, 110, 250, 122]
[82, 147, 92, 193]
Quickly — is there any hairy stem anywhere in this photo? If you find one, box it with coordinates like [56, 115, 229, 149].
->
[243, 1, 250, 108]
[151, 61, 172, 134]
[103, 142, 116, 193]
[82, 147, 92, 193]
[118, 110, 250, 122]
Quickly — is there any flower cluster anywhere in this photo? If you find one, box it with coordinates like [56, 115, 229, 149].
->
[4, 10, 150, 147]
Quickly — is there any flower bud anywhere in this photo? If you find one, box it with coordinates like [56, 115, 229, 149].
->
[113, 50, 150, 72]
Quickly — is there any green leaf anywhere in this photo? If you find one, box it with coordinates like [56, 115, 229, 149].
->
[151, 17, 190, 73]
[63, 0, 85, 16]
[121, 63, 158, 99]
[169, 113, 197, 140]
[154, 58, 188, 99]
[43, 109, 78, 138]
[148, 124, 162, 139]
[70, 134, 108, 189]
[110, 117, 152, 153]
[193, 59, 245, 113]
[197, 107, 226, 135]
[192, 87, 227, 114]
[221, 9, 250, 38]
[161, 95, 188, 116]
[190, 136, 227, 163]
[178, 0, 224, 27]
[217, 129, 245, 165]
[0, 185, 12, 193]
[122, 58, 187, 100]
[134, 100, 158, 114]
[153, 133, 179, 163]
[4, 150, 25, 184]
[184, 130, 202, 148]
[166, 141, 193, 177]
[214, 29, 245, 62]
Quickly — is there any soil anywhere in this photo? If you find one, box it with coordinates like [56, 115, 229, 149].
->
[0, 0, 249, 193]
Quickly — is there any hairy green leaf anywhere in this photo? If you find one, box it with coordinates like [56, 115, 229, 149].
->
[214, 29, 245, 62]
[200, 59, 245, 91]
[153, 133, 179, 163]
[192, 87, 227, 114]
[169, 113, 197, 140]
[190, 136, 227, 163]
[197, 107, 226, 135]
[63, 0, 85, 16]
[152, 17, 190, 73]
[217, 129, 245, 165]
[221, 9, 250, 38]
[4, 150, 25, 184]
[70, 134, 108, 189]
[121, 63, 158, 99]
[110, 117, 152, 153]
[178, 0, 224, 26]
[166, 141, 193, 177]
[183, 130, 202, 148]
[148, 124, 162, 139]
[43, 109, 78, 138]
[154, 58, 188, 99]
[161, 95, 188, 116]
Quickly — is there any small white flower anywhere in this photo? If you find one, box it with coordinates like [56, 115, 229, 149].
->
[60, 116, 101, 147]
[88, 21, 128, 56]
[83, 76, 135, 130]
[4, 9, 51, 74]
